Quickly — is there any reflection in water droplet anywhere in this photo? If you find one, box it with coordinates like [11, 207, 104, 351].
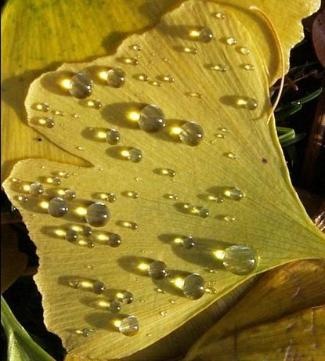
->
[106, 128, 121, 145]
[223, 187, 245, 200]
[118, 315, 139, 336]
[225, 37, 237, 45]
[32, 102, 49, 112]
[148, 261, 168, 279]
[223, 245, 257, 275]
[120, 148, 143, 162]
[183, 273, 205, 299]
[239, 47, 250, 55]
[179, 121, 204, 146]
[69, 72, 93, 98]
[106, 68, 125, 87]
[207, 64, 228, 72]
[29, 182, 44, 195]
[139, 104, 166, 132]
[189, 26, 213, 42]
[236, 97, 258, 110]
[242, 63, 255, 71]
[86, 202, 110, 227]
[48, 197, 68, 217]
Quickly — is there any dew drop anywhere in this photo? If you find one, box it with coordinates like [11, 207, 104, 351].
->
[169, 299, 176, 304]
[75, 328, 95, 337]
[107, 233, 121, 247]
[236, 97, 258, 110]
[139, 104, 166, 132]
[225, 36, 237, 45]
[242, 63, 255, 71]
[115, 290, 134, 304]
[118, 221, 138, 230]
[159, 311, 168, 317]
[106, 68, 125, 87]
[48, 197, 68, 217]
[118, 315, 139, 336]
[84, 99, 102, 109]
[134, 73, 148, 81]
[76, 146, 84, 151]
[64, 189, 76, 200]
[225, 152, 237, 159]
[223, 215, 236, 222]
[34, 117, 55, 128]
[164, 193, 178, 200]
[181, 46, 198, 54]
[122, 191, 139, 199]
[207, 64, 228, 72]
[106, 128, 120, 145]
[189, 26, 213, 42]
[32, 102, 49, 112]
[186, 92, 202, 98]
[17, 195, 29, 202]
[223, 187, 245, 200]
[129, 44, 141, 51]
[148, 261, 168, 279]
[120, 147, 143, 162]
[223, 245, 257, 275]
[86, 202, 110, 227]
[179, 121, 204, 146]
[154, 287, 165, 294]
[69, 72, 93, 98]
[155, 168, 176, 177]
[66, 229, 78, 242]
[148, 80, 161, 86]
[182, 235, 197, 249]
[29, 182, 44, 196]
[183, 273, 205, 299]
[159, 74, 175, 83]
[119, 57, 139, 65]
[51, 109, 64, 116]
[238, 47, 250, 55]
[213, 12, 226, 19]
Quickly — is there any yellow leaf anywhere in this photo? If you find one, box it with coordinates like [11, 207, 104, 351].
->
[2, 0, 324, 360]
[185, 260, 325, 361]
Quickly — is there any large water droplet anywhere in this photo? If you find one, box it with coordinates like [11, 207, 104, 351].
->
[148, 261, 168, 279]
[106, 128, 121, 145]
[69, 72, 93, 98]
[86, 202, 110, 227]
[183, 273, 205, 299]
[118, 315, 139, 336]
[139, 104, 166, 132]
[107, 68, 125, 87]
[222, 245, 257, 275]
[48, 197, 68, 217]
[179, 121, 204, 146]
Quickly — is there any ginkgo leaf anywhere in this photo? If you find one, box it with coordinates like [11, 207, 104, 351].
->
[2, 1, 325, 360]
[185, 260, 325, 361]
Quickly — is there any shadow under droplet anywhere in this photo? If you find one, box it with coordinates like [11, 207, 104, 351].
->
[40, 70, 75, 96]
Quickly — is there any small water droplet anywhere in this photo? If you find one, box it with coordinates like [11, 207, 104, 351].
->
[118, 220, 138, 230]
[33, 116, 55, 128]
[32, 102, 49, 112]
[159, 310, 168, 317]
[72, 113, 80, 118]
[29, 182, 44, 195]
[148, 261, 168, 279]
[129, 44, 141, 51]
[223, 215, 236, 222]
[106, 68, 125, 87]
[76, 146, 84, 151]
[118, 315, 139, 336]
[179, 121, 204, 146]
[181, 46, 198, 54]
[242, 63, 255, 71]
[169, 299, 176, 304]
[213, 12, 226, 19]
[64, 189, 76, 200]
[94, 298, 121, 313]
[182, 235, 197, 249]
[122, 191, 139, 199]
[51, 109, 64, 116]
[119, 57, 139, 65]
[225, 152, 237, 159]
[115, 290, 134, 304]
[207, 64, 228, 72]
[69, 72, 93, 98]
[75, 328, 96, 337]
[17, 195, 29, 202]
[164, 193, 178, 200]
[205, 287, 217, 294]
[139, 104, 165, 132]
[86, 202, 110, 227]
[134, 73, 148, 81]
[48, 197, 68, 217]
[159, 74, 175, 83]
[189, 27, 213, 42]
[120, 147, 143, 162]
[183, 204, 209, 218]
[223, 245, 257, 275]
[223, 187, 245, 200]
[183, 273, 205, 299]
[225, 37, 237, 45]
[148, 80, 161, 86]
[66, 228, 78, 242]
[238, 46, 250, 55]
[106, 128, 120, 145]
[185, 92, 202, 98]
[84, 99, 102, 109]
[155, 168, 176, 177]
[236, 97, 258, 110]
[154, 287, 165, 294]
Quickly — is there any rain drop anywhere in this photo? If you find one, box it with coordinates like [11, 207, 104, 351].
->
[186, 92, 202, 98]
[120, 147, 143, 162]
[106, 128, 120, 145]
[116, 290, 134, 304]
[119, 57, 139, 65]
[34, 117, 55, 128]
[86, 202, 110, 227]
[189, 26, 213, 42]
[207, 64, 228, 72]
[213, 12, 226, 19]
[236, 97, 258, 110]
[159, 311, 168, 317]
[148, 80, 161, 86]
[122, 191, 139, 199]
[134, 73, 148, 81]
[129, 44, 141, 51]
[118, 315, 139, 336]
[29, 182, 44, 196]
[181, 46, 197, 54]
[225, 152, 237, 159]
[66, 229, 78, 242]
[84, 99, 102, 109]
[238, 47, 250, 55]
[48, 197, 68, 217]
[118, 221, 138, 230]
[159, 74, 175, 83]
[139, 104, 166, 132]
[106, 68, 125, 88]
[222, 245, 257, 275]
[107, 233, 121, 247]
[225, 36, 237, 45]
[183, 273, 205, 299]
[69, 72, 93, 98]
[155, 168, 176, 177]
[64, 189, 76, 200]
[179, 121, 204, 146]
[148, 261, 168, 279]
[164, 193, 178, 200]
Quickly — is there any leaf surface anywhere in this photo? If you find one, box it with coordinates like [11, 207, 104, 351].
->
[2, 0, 324, 360]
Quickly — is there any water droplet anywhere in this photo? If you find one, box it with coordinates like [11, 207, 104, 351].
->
[120, 147, 143, 162]
[84, 99, 102, 109]
[122, 191, 139, 199]
[189, 26, 213, 42]
[72, 113, 80, 118]
[164, 193, 178, 200]
[238, 47, 250, 55]
[33, 117, 55, 128]
[106, 68, 125, 88]
[183, 273, 205, 299]
[29, 182, 44, 195]
[169, 299, 176, 304]
[76, 146, 84, 151]
[51, 109, 64, 116]
[17, 195, 29, 202]
[242, 63, 255, 71]
[134, 73, 148, 81]
[66, 228, 78, 242]
[159, 74, 175, 83]
[118, 220, 138, 230]
[223, 187, 245, 200]
[139, 104, 165, 132]
[119, 57, 139, 65]
[94, 298, 121, 313]
[118, 315, 139, 336]
[86, 202, 110, 227]
[32, 102, 49, 112]
[148, 261, 168, 279]
[48, 197, 68, 217]
[223, 215, 236, 222]
[207, 64, 228, 72]
[205, 287, 217, 294]
[182, 235, 197, 249]
[129, 44, 141, 51]
[154, 288, 165, 294]
[179, 121, 204, 146]
[115, 290, 134, 304]
[213, 12, 226, 19]
[148, 80, 161, 86]
[75, 328, 95, 337]
[225, 36, 237, 45]
[69, 72, 93, 98]
[155, 168, 176, 177]
[64, 189, 76, 200]
[235, 97, 257, 110]
[186, 92, 202, 98]
[106, 233, 121, 247]
[183, 204, 209, 218]
[219, 127, 228, 133]
[225, 152, 237, 159]
[106, 128, 120, 145]
[159, 311, 168, 317]
[181, 46, 198, 54]
[223, 245, 257, 275]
